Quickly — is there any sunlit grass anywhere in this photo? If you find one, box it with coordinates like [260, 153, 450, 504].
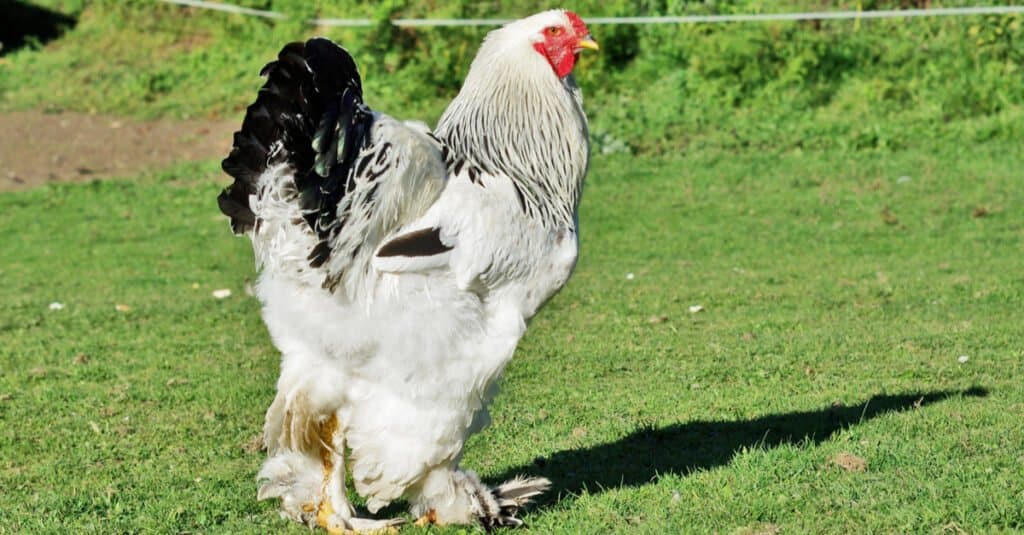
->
[1, 146, 1021, 533]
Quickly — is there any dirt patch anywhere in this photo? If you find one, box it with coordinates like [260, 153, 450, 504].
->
[827, 452, 868, 472]
[0, 110, 239, 191]
[241, 433, 265, 454]
[733, 524, 782, 535]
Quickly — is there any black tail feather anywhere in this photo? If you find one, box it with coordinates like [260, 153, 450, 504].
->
[219, 37, 373, 236]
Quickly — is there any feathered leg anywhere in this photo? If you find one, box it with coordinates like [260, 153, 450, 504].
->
[257, 390, 323, 524]
[259, 396, 404, 534]
[317, 415, 404, 534]
[411, 467, 550, 531]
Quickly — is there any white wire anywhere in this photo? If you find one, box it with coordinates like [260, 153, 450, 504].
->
[158, 0, 285, 19]
[157, 0, 1024, 27]
[587, 6, 1024, 25]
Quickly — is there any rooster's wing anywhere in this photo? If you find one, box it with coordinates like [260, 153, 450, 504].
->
[219, 38, 449, 293]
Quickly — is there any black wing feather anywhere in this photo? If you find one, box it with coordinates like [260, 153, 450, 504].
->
[376, 228, 453, 258]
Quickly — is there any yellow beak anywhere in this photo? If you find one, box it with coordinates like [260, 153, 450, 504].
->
[576, 35, 600, 52]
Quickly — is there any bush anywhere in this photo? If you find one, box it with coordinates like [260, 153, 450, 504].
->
[2, 0, 1022, 154]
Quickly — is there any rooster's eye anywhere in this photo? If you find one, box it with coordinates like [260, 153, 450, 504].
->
[545, 26, 564, 36]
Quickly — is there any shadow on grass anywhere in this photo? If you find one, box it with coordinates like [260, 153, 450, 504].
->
[493, 387, 988, 506]
[0, 0, 76, 56]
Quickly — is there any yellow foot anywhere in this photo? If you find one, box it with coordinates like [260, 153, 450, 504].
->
[413, 509, 438, 527]
[317, 495, 339, 533]
[316, 505, 403, 535]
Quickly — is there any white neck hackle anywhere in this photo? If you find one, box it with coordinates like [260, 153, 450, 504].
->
[435, 10, 590, 229]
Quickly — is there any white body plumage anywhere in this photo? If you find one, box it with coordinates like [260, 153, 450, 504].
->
[256, 164, 579, 517]
[224, 9, 596, 530]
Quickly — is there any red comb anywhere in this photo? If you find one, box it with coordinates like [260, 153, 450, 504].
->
[565, 11, 590, 36]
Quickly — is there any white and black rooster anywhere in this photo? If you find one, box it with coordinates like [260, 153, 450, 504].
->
[219, 9, 597, 533]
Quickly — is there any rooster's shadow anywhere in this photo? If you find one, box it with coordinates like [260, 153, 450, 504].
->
[490, 386, 988, 508]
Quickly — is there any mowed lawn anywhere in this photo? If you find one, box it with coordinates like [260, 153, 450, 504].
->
[0, 144, 1021, 533]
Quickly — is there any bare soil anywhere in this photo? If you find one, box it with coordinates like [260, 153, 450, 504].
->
[0, 110, 239, 191]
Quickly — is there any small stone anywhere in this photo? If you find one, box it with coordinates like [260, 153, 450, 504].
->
[688, 305, 704, 313]
[212, 288, 232, 299]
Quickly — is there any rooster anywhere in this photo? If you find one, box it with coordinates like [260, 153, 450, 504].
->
[218, 9, 597, 532]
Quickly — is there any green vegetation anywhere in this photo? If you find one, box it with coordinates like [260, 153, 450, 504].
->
[2, 147, 1022, 533]
[2, 0, 1023, 533]
[2, 0, 1023, 153]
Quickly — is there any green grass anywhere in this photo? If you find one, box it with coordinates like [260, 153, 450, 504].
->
[2, 0, 1023, 532]
[2, 144, 1022, 533]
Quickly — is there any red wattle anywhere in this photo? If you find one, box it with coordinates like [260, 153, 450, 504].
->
[533, 42, 577, 79]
